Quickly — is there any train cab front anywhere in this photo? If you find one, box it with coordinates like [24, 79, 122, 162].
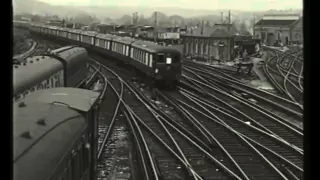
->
[154, 51, 182, 88]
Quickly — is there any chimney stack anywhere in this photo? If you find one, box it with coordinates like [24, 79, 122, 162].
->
[228, 10, 231, 31]
[154, 11, 158, 42]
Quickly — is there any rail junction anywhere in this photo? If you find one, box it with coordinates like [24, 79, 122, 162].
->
[13, 23, 304, 180]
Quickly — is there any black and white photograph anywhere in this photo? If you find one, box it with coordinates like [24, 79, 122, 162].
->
[13, 0, 304, 179]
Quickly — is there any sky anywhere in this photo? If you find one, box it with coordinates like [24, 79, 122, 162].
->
[37, 0, 303, 11]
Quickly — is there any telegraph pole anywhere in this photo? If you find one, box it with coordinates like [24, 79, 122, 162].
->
[221, 12, 224, 23]
[154, 11, 157, 42]
[228, 10, 231, 31]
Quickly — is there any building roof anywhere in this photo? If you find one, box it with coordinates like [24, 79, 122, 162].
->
[255, 19, 297, 26]
[182, 27, 233, 38]
[211, 29, 233, 38]
[212, 24, 238, 35]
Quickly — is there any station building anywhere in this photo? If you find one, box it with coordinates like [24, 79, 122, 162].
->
[253, 14, 303, 45]
[181, 24, 236, 61]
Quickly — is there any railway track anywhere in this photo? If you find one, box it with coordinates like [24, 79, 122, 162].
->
[89, 52, 303, 179]
[157, 86, 303, 179]
[180, 71, 303, 148]
[182, 60, 303, 127]
[264, 50, 303, 108]
[13, 38, 61, 64]
[91, 56, 249, 180]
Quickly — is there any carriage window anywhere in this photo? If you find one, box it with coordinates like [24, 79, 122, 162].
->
[133, 49, 136, 60]
[172, 55, 181, 63]
[137, 49, 139, 60]
[156, 54, 165, 63]
[136, 49, 139, 60]
[141, 51, 144, 62]
[131, 48, 133, 58]
[126, 46, 129, 56]
[139, 50, 141, 61]
[123, 45, 126, 54]
[145, 53, 149, 65]
[140, 51, 143, 62]
[142, 52, 145, 63]
[149, 54, 153, 67]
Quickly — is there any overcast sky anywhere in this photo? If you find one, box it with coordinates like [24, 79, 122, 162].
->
[38, 0, 302, 11]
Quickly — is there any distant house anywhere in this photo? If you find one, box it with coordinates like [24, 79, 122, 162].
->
[138, 25, 180, 44]
[97, 24, 115, 34]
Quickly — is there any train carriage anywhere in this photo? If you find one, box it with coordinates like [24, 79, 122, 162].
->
[131, 40, 181, 86]
[47, 46, 89, 87]
[130, 40, 155, 75]
[26, 23, 182, 88]
[47, 26, 59, 37]
[28, 23, 41, 34]
[13, 46, 90, 102]
[67, 29, 82, 44]
[81, 31, 99, 46]
[56, 27, 69, 39]
[13, 56, 64, 102]
[94, 34, 115, 51]
[40, 25, 49, 35]
[14, 87, 100, 180]
[111, 37, 136, 64]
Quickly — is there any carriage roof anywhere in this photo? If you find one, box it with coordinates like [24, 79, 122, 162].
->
[13, 87, 99, 180]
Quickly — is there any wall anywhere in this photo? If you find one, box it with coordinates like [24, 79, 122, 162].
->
[254, 26, 291, 45]
[183, 36, 233, 61]
[291, 19, 303, 43]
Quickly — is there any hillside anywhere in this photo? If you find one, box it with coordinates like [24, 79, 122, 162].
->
[13, 0, 85, 17]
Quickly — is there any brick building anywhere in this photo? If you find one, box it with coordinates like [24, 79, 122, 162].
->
[181, 26, 235, 61]
[253, 14, 302, 45]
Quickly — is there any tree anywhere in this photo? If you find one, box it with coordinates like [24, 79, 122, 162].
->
[31, 14, 42, 22]
[138, 15, 148, 25]
[133, 12, 139, 25]
[74, 12, 95, 25]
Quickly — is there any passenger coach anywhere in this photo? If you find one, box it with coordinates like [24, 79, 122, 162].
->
[14, 87, 101, 180]
[27, 23, 182, 88]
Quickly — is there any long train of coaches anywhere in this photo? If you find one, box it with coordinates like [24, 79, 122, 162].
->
[13, 21, 182, 88]
[13, 46, 89, 101]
